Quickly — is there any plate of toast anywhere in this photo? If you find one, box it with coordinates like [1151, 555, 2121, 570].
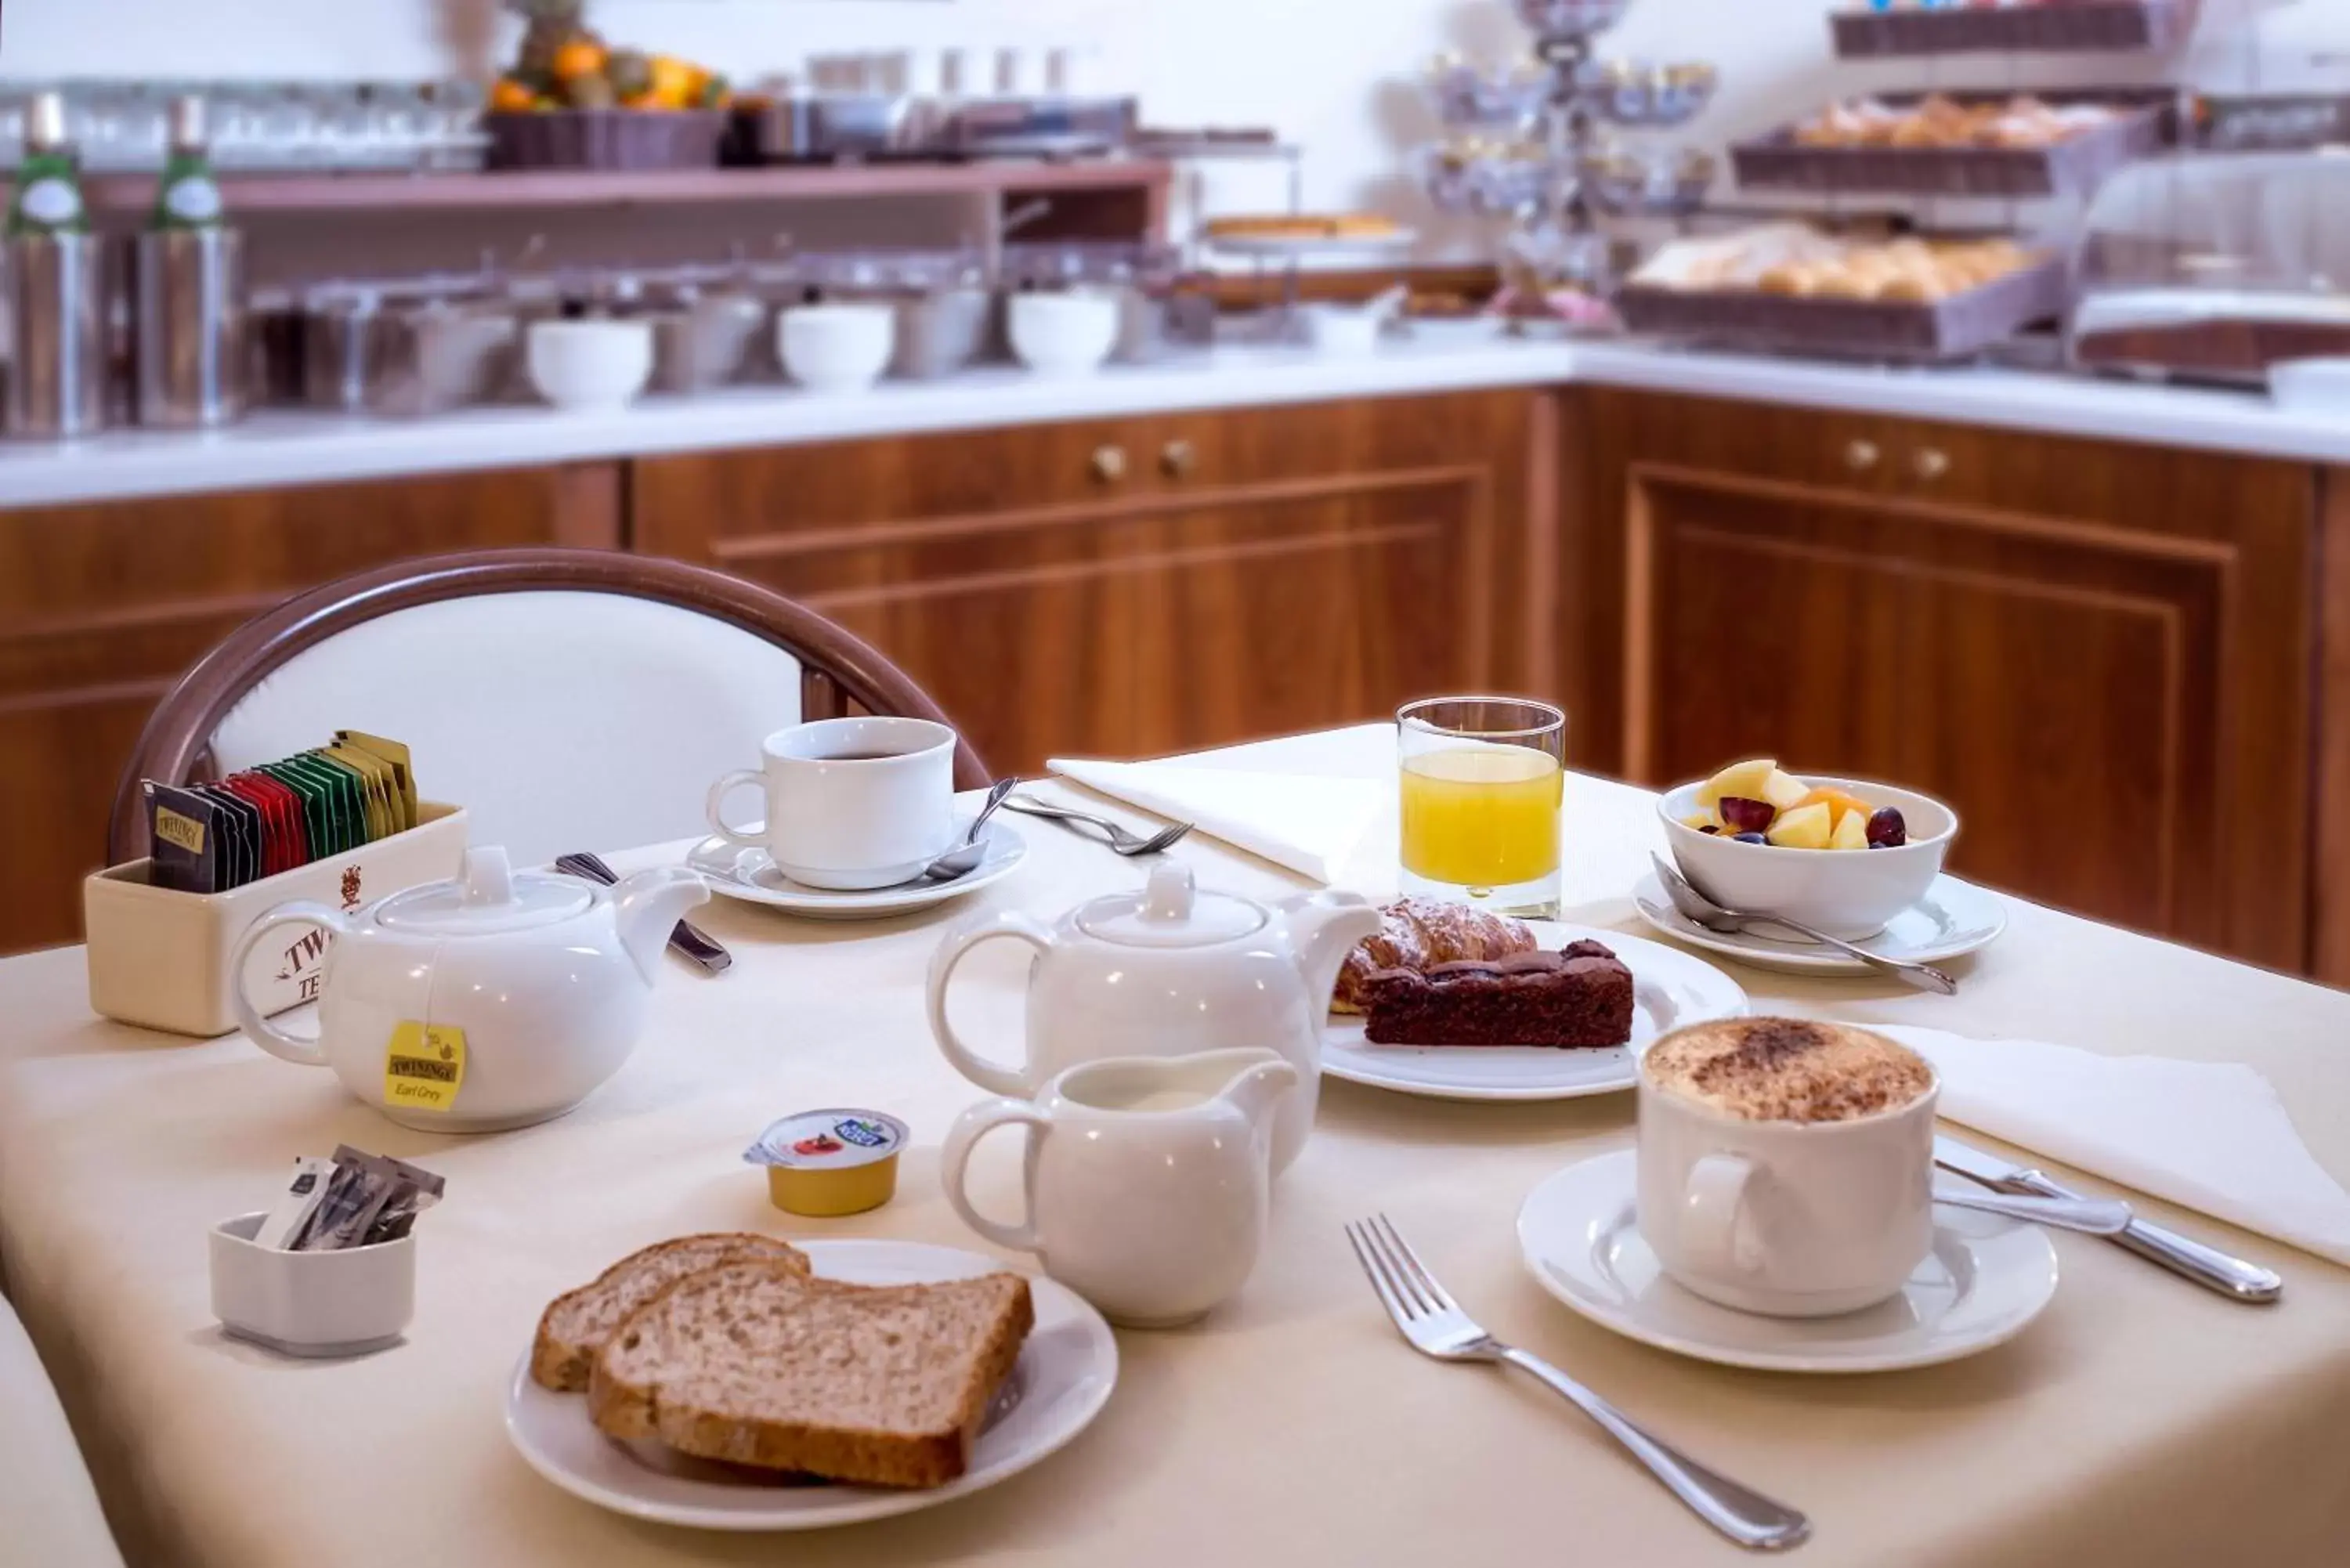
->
[1322, 901, 1748, 1102]
[507, 1233, 1118, 1530]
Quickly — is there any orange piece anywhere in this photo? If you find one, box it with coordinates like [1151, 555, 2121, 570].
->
[490, 77, 537, 113]
[1791, 786, 1871, 829]
[551, 39, 608, 81]
[648, 55, 698, 109]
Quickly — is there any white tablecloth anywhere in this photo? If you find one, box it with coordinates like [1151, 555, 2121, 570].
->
[4, 725, 2348, 1568]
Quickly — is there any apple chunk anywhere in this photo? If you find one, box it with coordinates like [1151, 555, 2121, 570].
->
[1761, 768, 1811, 811]
[1697, 757, 1777, 809]
[1766, 800, 1834, 850]
[1830, 807, 1869, 851]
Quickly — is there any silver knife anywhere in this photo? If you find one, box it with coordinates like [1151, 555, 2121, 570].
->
[1934, 1136, 2282, 1303]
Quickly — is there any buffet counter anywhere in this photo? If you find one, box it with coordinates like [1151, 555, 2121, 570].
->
[5, 338, 2350, 509]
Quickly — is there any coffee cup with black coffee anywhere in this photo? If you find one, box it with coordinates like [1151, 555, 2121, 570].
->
[1636, 1017, 1939, 1317]
[706, 716, 957, 891]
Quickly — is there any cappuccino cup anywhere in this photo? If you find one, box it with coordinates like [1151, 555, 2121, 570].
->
[707, 716, 956, 891]
[1636, 1017, 1938, 1318]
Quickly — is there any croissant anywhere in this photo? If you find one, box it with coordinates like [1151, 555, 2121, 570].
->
[1329, 898, 1539, 1014]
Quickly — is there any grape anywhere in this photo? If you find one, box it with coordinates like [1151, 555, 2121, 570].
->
[1698, 824, 1720, 835]
[1731, 831, 1768, 844]
[1866, 807, 1907, 849]
[1719, 797, 1777, 835]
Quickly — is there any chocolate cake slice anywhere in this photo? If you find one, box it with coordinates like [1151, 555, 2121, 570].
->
[1360, 939, 1634, 1049]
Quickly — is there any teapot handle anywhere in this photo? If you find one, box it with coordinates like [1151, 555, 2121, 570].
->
[940, 1097, 1048, 1253]
[229, 901, 351, 1068]
[926, 911, 1055, 1097]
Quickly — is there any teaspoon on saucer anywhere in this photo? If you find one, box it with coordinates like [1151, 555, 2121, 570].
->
[1650, 854, 1959, 995]
[924, 778, 1017, 882]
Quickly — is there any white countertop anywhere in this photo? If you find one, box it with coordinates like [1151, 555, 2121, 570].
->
[5, 338, 2347, 510]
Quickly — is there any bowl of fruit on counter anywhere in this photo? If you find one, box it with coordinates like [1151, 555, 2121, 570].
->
[1658, 758, 1956, 940]
[485, 0, 732, 169]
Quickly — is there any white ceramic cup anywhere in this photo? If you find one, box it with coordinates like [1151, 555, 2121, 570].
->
[1008, 290, 1119, 378]
[706, 716, 957, 891]
[779, 302, 895, 393]
[525, 318, 653, 410]
[1634, 1043, 1940, 1317]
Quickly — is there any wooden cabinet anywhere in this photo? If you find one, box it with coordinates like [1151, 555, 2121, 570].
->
[631, 392, 1547, 775]
[1561, 388, 2319, 970]
[0, 464, 619, 955]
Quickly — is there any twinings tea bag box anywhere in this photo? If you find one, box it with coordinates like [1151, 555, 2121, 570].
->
[85, 804, 468, 1038]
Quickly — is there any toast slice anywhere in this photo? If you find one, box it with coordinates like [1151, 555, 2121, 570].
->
[588, 1261, 1035, 1488]
[530, 1234, 809, 1393]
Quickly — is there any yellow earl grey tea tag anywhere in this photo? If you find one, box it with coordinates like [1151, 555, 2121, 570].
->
[384, 1021, 466, 1112]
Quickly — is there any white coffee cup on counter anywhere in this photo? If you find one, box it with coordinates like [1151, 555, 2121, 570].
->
[779, 302, 895, 394]
[707, 715, 956, 891]
[1635, 1017, 1940, 1318]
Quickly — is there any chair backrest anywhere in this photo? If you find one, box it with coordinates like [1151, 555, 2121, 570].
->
[110, 548, 989, 868]
[0, 1291, 128, 1568]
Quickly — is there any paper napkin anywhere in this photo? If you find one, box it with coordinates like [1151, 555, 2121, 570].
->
[1882, 1024, 2350, 1268]
[1044, 758, 1383, 885]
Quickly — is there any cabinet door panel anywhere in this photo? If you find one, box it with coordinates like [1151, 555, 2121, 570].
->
[634, 393, 1535, 775]
[0, 464, 619, 955]
[1573, 388, 2315, 970]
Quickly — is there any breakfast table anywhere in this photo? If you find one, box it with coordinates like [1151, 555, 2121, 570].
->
[3, 723, 2348, 1568]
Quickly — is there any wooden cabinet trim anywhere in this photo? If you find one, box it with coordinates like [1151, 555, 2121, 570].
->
[2316, 468, 2350, 986]
[701, 463, 1501, 566]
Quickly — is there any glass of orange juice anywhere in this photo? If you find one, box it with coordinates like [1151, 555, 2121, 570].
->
[1397, 696, 1566, 917]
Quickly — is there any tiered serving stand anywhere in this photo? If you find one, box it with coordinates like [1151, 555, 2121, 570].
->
[1415, 0, 1718, 304]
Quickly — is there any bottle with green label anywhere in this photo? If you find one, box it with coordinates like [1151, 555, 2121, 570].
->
[6, 91, 89, 238]
[151, 96, 224, 232]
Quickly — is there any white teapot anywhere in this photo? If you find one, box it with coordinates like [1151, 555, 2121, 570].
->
[229, 846, 708, 1133]
[926, 862, 1382, 1173]
[942, 1049, 1298, 1327]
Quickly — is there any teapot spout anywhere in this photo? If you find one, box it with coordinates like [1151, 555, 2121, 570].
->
[612, 867, 711, 982]
[1277, 890, 1385, 1015]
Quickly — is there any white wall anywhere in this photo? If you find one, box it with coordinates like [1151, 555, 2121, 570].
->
[3, 0, 2345, 258]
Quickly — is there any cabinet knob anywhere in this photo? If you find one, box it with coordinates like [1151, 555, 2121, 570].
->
[1845, 439, 1881, 472]
[1160, 438, 1197, 479]
[1090, 444, 1127, 482]
[1912, 447, 1950, 482]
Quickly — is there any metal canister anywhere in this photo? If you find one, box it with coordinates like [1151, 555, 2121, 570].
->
[135, 227, 248, 428]
[2, 233, 110, 439]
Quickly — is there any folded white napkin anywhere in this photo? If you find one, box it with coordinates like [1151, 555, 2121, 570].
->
[1044, 758, 1383, 885]
[1882, 1024, 2350, 1267]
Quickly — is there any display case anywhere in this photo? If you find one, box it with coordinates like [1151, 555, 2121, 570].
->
[2069, 151, 2350, 385]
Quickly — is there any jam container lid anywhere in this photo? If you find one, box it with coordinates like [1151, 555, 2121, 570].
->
[743, 1109, 907, 1170]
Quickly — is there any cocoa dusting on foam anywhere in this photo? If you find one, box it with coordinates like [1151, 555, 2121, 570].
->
[1645, 1018, 1932, 1124]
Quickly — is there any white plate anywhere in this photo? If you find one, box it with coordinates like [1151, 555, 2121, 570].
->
[688, 817, 1026, 921]
[504, 1238, 1118, 1531]
[1517, 1150, 2059, 1374]
[1631, 871, 2007, 975]
[1207, 228, 1419, 259]
[1320, 923, 1748, 1102]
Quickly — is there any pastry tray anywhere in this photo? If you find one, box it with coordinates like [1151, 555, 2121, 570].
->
[1730, 94, 2170, 200]
[1614, 253, 2070, 364]
[1831, 0, 2201, 58]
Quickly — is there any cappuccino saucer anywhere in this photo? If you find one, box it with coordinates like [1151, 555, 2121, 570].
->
[1630, 872, 2007, 977]
[686, 816, 1027, 922]
[1515, 1150, 2059, 1374]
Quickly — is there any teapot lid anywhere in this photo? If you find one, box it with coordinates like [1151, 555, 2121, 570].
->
[1075, 863, 1264, 949]
[372, 846, 594, 936]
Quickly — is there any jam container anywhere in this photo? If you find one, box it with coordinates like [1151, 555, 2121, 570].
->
[744, 1109, 907, 1217]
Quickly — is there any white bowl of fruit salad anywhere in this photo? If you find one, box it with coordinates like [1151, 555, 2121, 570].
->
[1658, 758, 1957, 941]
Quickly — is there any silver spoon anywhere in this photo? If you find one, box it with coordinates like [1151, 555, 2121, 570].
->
[1929, 1181, 2132, 1235]
[1650, 854, 1960, 995]
[924, 778, 1018, 881]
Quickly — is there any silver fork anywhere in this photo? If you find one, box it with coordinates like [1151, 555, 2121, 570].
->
[1345, 1214, 1811, 1554]
[999, 794, 1194, 856]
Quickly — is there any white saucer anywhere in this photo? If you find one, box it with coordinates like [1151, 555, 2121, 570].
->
[1631, 871, 2007, 976]
[1319, 923, 1748, 1102]
[688, 817, 1026, 921]
[1516, 1150, 2059, 1374]
[505, 1238, 1118, 1530]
